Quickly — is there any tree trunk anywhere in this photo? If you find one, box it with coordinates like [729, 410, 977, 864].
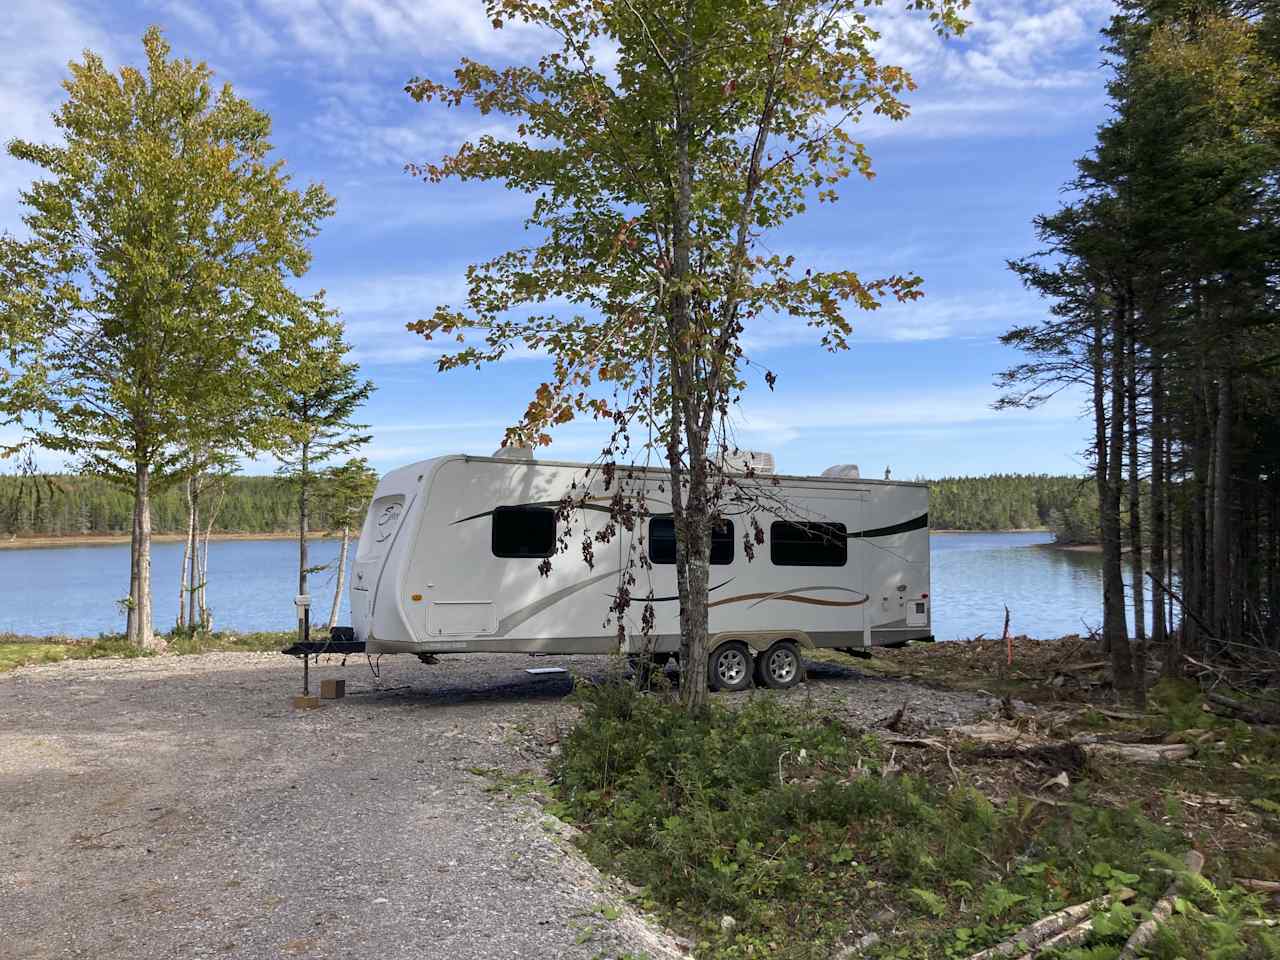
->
[1268, 477, 1278, 643]
[1150, 357, 1166, 651]
[1126, 322, 1146, 707]
[178, 475, 193, 631]
[127, 483, 142, 643]
[328, 525, 350, 630]
[188, 478, 200, 631]
[128, 460, 161, 651]
[667, 58, 709, 714]
[1212, 374, 1232, 641]
[298, 434, 310, 639]
[1104, 292, 1134, 691]
[200, 509, 214, 631]
[679, 432, 713, 711]
[1091, 306, 1110, 652]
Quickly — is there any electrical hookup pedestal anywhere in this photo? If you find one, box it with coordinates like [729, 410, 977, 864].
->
[290, 593, 321, 709]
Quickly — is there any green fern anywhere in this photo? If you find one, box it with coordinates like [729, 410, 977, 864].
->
[908, 887, 948, 919]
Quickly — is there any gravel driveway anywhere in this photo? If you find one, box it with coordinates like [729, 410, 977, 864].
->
[0, 650, 995, 960]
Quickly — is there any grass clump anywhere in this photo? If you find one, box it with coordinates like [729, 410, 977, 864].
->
[0, 635, 148, 672]
[0, 630, 293, 672]
[551, 681, 1188, 959]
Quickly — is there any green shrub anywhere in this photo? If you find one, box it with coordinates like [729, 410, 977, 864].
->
[552, 681, 1187, 959]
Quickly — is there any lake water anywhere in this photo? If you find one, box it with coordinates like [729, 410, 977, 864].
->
[0, 530, 1121, 640]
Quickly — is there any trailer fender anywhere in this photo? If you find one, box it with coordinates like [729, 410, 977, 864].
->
[711, 631, 815, 656]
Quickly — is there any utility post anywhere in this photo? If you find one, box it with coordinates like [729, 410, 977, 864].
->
[291, 593, 318, 708]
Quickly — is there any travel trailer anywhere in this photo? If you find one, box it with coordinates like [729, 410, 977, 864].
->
[349, 451, 931, 690]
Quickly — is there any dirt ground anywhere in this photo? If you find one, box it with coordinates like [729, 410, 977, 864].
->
[0, 651, 996, 960]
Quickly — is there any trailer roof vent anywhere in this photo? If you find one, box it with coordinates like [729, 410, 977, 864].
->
[492, 446, 534, 460]
[720, 449, 775, 475]
[821, 464, 860, 479]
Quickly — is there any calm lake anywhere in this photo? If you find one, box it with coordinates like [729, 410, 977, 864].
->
[1, 530, 1121, 641]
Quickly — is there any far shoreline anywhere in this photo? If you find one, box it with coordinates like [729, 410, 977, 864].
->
[932, 528, 1103, 552]
[931, 528, 1050, 534]
[0, 531, 339, 550]
[2, 527, 1107, 553]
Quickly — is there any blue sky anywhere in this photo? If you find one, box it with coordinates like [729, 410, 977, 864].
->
[1, 0, 1118, 480]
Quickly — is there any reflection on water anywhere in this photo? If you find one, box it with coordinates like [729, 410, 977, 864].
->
[931, 531, 1107, 641]
[3, 538, 348, 637]
[3, 531, 1119, 640]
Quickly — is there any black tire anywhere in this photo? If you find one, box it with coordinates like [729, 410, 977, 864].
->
[708, 641, 753, 692]
[754, 640, 803, 689]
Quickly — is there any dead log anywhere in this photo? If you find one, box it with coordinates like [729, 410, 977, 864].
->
[1236, 878, 1280, 893]
[967, 888, 1135, 960]
[1083, 742, 1194, 762]
[1095, 707, 1153, 721]
[1058, 661, 1109, 673]
[971, 742, 1088, 775]
[876, 733, 947, 749]
[1013, 917, 1098, 959]
[1117, 850, 1204, 960]
[1205, 692, 1280, 725]
[951, 723, 1024, 743]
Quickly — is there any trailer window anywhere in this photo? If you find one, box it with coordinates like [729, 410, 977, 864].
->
[770, 521, 847, 566]
[491, 506, 557, 558]
[648, 517, 734, 565]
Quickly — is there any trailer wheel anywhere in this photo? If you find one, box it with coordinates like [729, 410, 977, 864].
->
[754, 640, 803, 689]
[708, 641, 753, 692]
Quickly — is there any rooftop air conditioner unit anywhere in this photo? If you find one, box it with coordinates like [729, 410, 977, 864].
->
[720, 450, 775, 475]
[821, 464, 860, 479]
[492, 446, 534, 460]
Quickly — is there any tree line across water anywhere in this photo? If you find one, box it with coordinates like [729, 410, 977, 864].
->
[1, 471, 1102, 543]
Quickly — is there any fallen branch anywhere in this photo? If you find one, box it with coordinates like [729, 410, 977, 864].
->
[1083, 742, 1194, 763]
[971, 742, 1089, 774]
[1057, 661, 1109, 674]
[1204, 692, 1280, 725]
[1235, 878, 1280, 894]
[876, 733, 946, 749]
[1013, 916, 1098, 959]
[1117, 850, 1204, 960]
[967, 888, 1135, 960]
[1095, 707, 1153, 721]
[1147, 572, 1219, 644]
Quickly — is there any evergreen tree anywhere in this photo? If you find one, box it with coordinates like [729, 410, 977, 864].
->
[269, 324, 372, 635]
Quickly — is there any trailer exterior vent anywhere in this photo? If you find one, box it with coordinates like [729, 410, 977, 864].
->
[821, 464, 860, 479]
[492, 446, 534, 460]
[720, 450, 775, 474]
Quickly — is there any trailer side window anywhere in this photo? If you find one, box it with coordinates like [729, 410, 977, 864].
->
[491, 506, 557, 558]
[770, 521, 847, 566]
[648, 517, 734, 565]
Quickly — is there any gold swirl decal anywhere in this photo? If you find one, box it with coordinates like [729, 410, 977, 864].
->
[709, 586, 869, 609]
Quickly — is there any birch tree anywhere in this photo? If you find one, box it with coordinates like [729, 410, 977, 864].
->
[0, 28, 334, 649]
[405, 0, 966, 710]
[321, 457, 378, 629]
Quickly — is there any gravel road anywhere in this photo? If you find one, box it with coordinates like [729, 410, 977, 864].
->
[0, 650, 995, 960]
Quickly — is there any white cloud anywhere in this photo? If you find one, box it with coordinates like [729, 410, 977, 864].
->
[730, 382, 1085, 452]
[0, 1, 121, 232]
[859, 0, 1115, 140]
[161, 0, 550, 68]
[741, 291, 1034, 351]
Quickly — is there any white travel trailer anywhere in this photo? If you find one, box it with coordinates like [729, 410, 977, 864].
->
[349, 451, 931, 690]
